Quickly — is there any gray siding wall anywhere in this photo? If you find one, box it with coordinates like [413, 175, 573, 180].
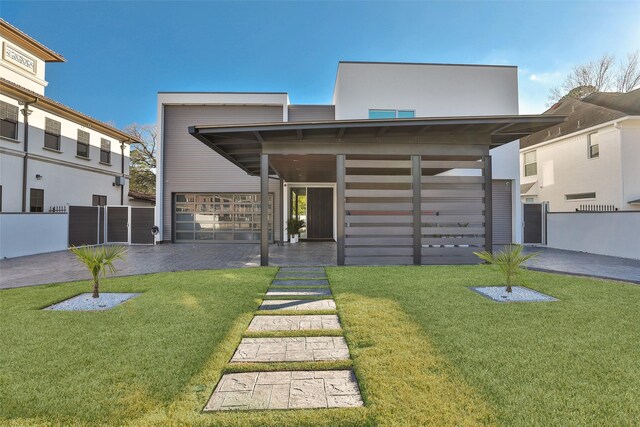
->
[288, 105, 335, 122]
[162, 105, 284, 240]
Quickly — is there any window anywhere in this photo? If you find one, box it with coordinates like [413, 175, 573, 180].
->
[524, 151, 537, 177]
[588, 132, 599, 158]
[0, 101, 19, 139]
[44, 118, 61, 151]
[368, 109, 415, 119]
[100, 138, 111, 164]
[77, 129, 90, 158]
[92, 194, 107, 206]
[30, 188, 44, 212]
[565, 192, 596, 201]
[525, 197, 534, 203]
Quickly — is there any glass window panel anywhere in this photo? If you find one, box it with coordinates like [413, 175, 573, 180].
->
[195, 232, 213, 240]
[215, 223, 233, 231]
[215, 195, 233, 203]
[196, 195, 214, 203]
[216, 213, 233, 222]
[398, 110, 415, 118]
[369, 109, 396, 119]
[176, 194, 195, 203]
[175, 205, 195, 213]
[176, 213, 194, 221]
[175, 223, 194, 231]
[176, 232, 194, 240]
[235, 194, 253, 203]
[196, 204, 213, 212]
[234, 232, 255, 241]
[214, 233, 233, 240]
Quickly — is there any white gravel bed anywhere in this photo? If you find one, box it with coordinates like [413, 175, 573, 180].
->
[470, 286, 558, 303]
[44, 292, 141, 311]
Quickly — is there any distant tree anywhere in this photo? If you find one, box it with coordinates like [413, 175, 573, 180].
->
[125, 124, 157, 194]
[548, 51, 640, 104]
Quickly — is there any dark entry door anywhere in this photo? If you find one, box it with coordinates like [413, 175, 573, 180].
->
[306, 188, 333, 239]
[523, 203, 543, 244]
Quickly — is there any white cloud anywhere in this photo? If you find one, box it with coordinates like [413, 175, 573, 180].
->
[528, 71, 564, 85]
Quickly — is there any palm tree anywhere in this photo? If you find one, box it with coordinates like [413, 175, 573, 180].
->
[474, 244, 538, 293]
[69, 245, 127, 298]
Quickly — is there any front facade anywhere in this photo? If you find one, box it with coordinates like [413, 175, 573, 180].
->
[158, 61, 564, 265]
[0, 19, 139, 213]
[520, 90, 640, 212]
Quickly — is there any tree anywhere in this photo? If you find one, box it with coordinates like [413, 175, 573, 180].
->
[125, 124, 157, 194]
[549, 51, 640, 104]
[69, 245, 127, 298]
[474, 245, 538, 294]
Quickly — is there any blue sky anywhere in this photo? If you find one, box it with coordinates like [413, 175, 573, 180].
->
[2, 1, 639, 128]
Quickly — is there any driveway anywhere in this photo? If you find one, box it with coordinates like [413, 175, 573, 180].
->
[1, 243, 637, 289]
[0, 243, 337, 289]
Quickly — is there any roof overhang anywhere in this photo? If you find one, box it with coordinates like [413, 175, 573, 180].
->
[0, 19, 65, 62]
[189, 115, 566, 177]
[1, 78, 140, 144]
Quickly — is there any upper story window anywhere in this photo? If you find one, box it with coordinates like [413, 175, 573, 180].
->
[100, 139, 111, 164]
[588, 132, 599, 159]
[524, 151, 537, 177]
[0, 101, 19, 140]
[77, 129, 90, 158]
[368, 109, 415, 119]
[92, 194, 107, 206]
[44, 118, 61, 151]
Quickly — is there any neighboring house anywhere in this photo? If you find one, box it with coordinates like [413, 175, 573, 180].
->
[0, 19, 140, 213]
[520, 89, 640, 211]
[128, 190, 155, 207]
[157, 61, 564, 266]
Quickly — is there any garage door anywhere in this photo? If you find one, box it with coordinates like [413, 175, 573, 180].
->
[492, 180, 512, 245]
[174, 193, 273, 242]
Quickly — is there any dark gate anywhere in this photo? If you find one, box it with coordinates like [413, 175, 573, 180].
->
[131, 208, 155, 244]
[107, 206, 129, 243]
[523, 203, 543, 244]
[68, 206, 100, 246]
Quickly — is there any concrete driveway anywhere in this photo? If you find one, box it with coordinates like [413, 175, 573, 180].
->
[0, 243, 637, 289]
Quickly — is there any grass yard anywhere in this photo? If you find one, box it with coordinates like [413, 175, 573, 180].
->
[1, 266, 639, 426]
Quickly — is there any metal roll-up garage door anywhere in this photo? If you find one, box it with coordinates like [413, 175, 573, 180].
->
[492, 180, 513, 245]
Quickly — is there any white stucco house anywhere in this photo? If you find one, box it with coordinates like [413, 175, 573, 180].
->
[520, 89, 640, 212]
[157, 61, 564, 266]
[0, 19, 140, 214]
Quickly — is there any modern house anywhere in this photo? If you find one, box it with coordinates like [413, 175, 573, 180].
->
[520, 89, 640, 211]
[157, 61, 564, 266]
[0, 19, 140, 214]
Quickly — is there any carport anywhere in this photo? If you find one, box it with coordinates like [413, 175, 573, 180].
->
[189, 115, 565, 266]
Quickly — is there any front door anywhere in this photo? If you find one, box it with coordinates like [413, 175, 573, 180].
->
[290, 187, 334, 240]
[307, 188, 333, 239]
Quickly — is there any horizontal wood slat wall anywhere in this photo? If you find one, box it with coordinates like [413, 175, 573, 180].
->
[338, 155, 490, 266]
[344, 156, 413, 265]
[420, 156, 486, 265]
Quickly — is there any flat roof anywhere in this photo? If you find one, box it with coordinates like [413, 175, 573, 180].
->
[190, 115, 566, 176]
[338, 61, 517, 69]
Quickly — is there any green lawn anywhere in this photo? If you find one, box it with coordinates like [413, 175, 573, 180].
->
[1, 266, 638, 426]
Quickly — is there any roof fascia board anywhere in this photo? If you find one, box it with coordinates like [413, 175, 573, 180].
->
[520, 116, 634, 152]
[157, 92, 289, 107]
[0, 20, 65, 62]
[1, 81, 138, 143]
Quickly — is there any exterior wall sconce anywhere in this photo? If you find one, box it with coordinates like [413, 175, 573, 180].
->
[35, 174, 43, 180]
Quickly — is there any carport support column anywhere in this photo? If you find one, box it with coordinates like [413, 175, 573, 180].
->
[483, 155, 493, 254]
[260, 154, 269, 266]
[336, 154, 345, 266]
[412, 155, 422, 265]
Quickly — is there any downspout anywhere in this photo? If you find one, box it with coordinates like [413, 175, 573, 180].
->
[20, 100, 35, 212]
[120, 141, 126, 205]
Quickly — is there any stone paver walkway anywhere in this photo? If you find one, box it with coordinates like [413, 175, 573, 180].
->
[205, 266, 363, 411]
[259, 299, 336, 311]
[230, 337, 350, 363]
[205, 370, 362, 410]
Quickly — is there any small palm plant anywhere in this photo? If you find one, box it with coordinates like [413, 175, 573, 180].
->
[474, 244, 538, 293]
[69, 245, 127, 298]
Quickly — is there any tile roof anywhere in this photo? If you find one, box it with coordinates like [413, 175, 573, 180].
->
[520, 88, 640, 149]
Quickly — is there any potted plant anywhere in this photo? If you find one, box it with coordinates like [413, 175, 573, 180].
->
[474, 244, 538, 295]
[69, 245, 127, 298]
[287, 217, 305, 243]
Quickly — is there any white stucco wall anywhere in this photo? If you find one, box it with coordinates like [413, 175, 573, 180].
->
[0, 213, 68, 258]
[333, 62, 519, 119]
[620, 120, 640, 209]
[547, 212, 640, 259]
[0, 93, 131, 212]
[519, 121, 631, 212]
